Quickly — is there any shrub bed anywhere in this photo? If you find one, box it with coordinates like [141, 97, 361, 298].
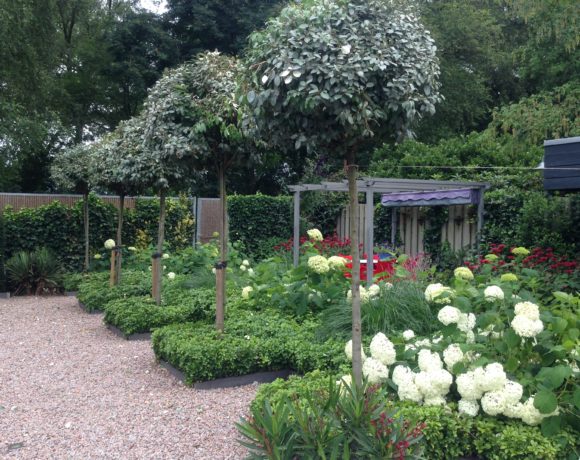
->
[152, 310, 346, 384]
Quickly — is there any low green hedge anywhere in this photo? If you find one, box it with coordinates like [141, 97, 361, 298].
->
[152, 310, 346, 384]
[252, 372, 578, 459]
[77, 270, 151, 312]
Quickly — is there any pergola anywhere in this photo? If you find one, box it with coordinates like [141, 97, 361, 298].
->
[288, 177, 490, 285]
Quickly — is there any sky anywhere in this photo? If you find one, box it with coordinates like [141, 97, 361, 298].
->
[139, 0, 167, 14]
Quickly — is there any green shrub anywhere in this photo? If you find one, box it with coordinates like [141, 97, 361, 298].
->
[62, 272, 86, 292]
[394, 403, 577, 460]
[151, 310, 346, 384]
[0, 211, 6, 292]
[103, 283, 217, 335]
[77, 270, 151, 312]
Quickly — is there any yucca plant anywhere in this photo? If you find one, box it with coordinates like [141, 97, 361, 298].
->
[6, 248, 63, 295]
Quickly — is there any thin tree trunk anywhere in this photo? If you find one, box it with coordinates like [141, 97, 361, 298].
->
[347, 151, 362, 386]
[153, 190, 166, 305]
[115, 193, 125, 285]
[83, 192, 89, 272]
[216, 164, 227, 333]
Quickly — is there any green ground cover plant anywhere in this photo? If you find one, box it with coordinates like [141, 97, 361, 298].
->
[151, 309, 346, 384]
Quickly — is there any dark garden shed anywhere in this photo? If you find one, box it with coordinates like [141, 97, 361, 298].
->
[543, 136, 580, 192]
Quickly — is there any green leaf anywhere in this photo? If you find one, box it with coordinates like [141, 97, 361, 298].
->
[567, 328, 579, 341]
[574, 387, 580, 410]
[503, 328, 520, 348]
[541, 415, 562, 437]
[536, 366, 571, 389]
[247, 90, 256, 103]
[534, 390, 558, 414]
[553, 318, 568, 333]
[505, 356, 519, 372]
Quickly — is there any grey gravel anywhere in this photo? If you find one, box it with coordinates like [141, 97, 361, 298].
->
[0, 296, 257, 459]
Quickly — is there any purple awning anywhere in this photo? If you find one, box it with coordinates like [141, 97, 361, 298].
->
[381, 188, 480, 207]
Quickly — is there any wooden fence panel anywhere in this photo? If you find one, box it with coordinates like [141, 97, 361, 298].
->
[0, 193, 146, 211]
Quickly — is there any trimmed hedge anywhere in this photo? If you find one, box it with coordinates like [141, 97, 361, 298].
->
[0, 211, 6, 292]
[103, 286, 216, 336]
[228, 195, 293, 260]
[151, 310, 346, 384]
[77, 271, 151, 312]
[2, 194, 194, 271]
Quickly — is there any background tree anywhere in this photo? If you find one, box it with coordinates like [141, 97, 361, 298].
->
[243, 0, 441, 383]
[50, 143, 95, 271]
[92, 118, 147, 284]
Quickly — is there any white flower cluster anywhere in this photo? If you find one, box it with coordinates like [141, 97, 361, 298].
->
[424, 283, 454, 304]
[346, 284, 380, 303]
[362, 358, 389, 383]
[306, 228, 323, 242]
[240, 259, 251, 271]
[307, 255, 330, 274]
[403, 329, 415, 341]
[369, 333, 396, 366]
[344, 339, 367, 362]
[167, 272, 176, 280]
[241, 286, 253, 300]
[104, 239, 116, 250]
[437, 305, 461, 325]
[443, 344, 464, 370]
[511, 301, 543, 338]
[454, 266, 474, 280]
[484, 285, 504, 302]
[328, 256, 347, 270]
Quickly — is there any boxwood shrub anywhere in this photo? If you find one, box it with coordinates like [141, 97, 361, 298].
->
[77, 270, 151, 312]
[103, 287, 217, 336]
[151, 310, 346, 384]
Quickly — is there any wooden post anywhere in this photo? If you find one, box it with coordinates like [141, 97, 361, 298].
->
[293, 191, 300, 267]
[391, 207, 398, 248]
[365, 188, 374, 286]
[476, 187, 485, 256]
[109, 249, 116, 287]
[151, 255, 160, 301]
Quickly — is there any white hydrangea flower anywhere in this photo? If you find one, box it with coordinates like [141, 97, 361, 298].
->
[336, 375, 352, 394]
[425, 283, 454, 304]
[514, 301, 540, 320]
[432, 335, 443, 344]
[415, 338, 432, 348]
[481, 391, 506, 416]
[306, 228, 323, 242]
[424, 396, 446, 406]
[307, 255, 330, 274]
[458, 399, 479, 417]
[443, 344, 464, 370]
[241, 286, 253, 300]
[454, 266, 474, 280]
[456, 371, 484, 400]
[437, 305, 462, 325]
[503, 402, 524, 419]
[418, 349, 443, 372]
[398, 381, 423, 403]
[465, 330, 475, 343]
[370, 333, 396, 366]
[368, 284, 381, 298]
[328, 256, 347, 269]
[402, 329, 415, 341]
[344, 339, 367, 362]
[212, 267, 216, 275]
[362, 357, 389, 384]
[162, 253, 169, 259]
[167, 272, 176, 280]
[384, 282, 394, 289]
[519, 397, 545, 426]
[392, 365, 414, 387]
[457, 313, 476, 332]
[430, 368, 453, 395]
[511, 315, 544, 338]
[247, 268, 254, 276]
[404, 344, 416, 351]
[478, 363, 507, 393]
[240, 264, 247, 271]
[242, 259, 250, 267]
[484, 285, 504, 301]
[414, 371, 441, 398]
[502, 380, 524, 405]
[104, 239, 115, 250]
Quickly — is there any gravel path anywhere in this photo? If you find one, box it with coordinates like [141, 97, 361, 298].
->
[0, 296, 257, 459]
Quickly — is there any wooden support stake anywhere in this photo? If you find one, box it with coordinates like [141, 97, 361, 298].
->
[109, 250, 116, 287]
[151, 256, 160, 301]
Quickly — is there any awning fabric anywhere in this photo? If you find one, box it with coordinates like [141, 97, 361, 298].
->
[381, 188, 480, 207]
